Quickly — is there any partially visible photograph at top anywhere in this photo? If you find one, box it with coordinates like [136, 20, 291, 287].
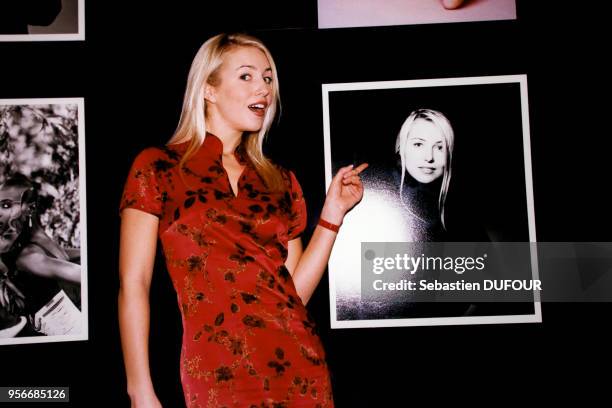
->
[0, 0, 85, 42]
[318, 0, 516, 29]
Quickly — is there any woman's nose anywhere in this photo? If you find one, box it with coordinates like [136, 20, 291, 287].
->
[424, 148, 434, 162]
[255, 87, 269, 97]
[255, 81, 270, 97]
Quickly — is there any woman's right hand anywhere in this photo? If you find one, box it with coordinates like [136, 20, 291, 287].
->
[321, 163, 369, 224]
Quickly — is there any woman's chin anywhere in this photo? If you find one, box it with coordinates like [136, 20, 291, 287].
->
[244, 124, 263, 133]
[412, 175, 441, 184]
[242, 117, 265, 133]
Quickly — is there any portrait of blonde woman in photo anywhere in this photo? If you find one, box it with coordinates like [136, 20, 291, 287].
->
[325, 78, 537, 328]
[330, 107, 485, 320]
[394, 108, 453, 242]
[118, 33, 367, 407]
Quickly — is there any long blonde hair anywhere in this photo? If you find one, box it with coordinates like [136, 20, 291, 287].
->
[395, 109, 454, 229]
[168, 33, 284, 191]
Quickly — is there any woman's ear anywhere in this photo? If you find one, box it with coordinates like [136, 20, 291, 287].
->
[204, 84, 217, 104]
[27, 202, 36, 217]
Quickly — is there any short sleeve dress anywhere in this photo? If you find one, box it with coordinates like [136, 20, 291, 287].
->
[120, 134, 334, 408]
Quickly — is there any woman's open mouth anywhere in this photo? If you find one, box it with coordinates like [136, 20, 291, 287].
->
[248, 103, 267, 117]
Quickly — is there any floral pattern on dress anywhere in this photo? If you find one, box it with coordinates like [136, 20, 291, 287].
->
[120, 134, 333, 407]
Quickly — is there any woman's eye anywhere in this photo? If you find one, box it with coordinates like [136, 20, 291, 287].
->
[0, 201, 12, 209]
[436, 145, 444, 151]
[264, 76, 273, 84]
[240, 73, 251, 81]
[413, 142, 422, 147]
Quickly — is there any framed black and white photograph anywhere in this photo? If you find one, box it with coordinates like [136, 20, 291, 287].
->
[0, 98, 87, 345]
[0, 0, 85, 42]
[317, 0, 516, 29]
[323, 75, 541, 328]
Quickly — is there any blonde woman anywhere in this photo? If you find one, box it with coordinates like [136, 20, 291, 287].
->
[119, 33, 367, 407]
[395, 108, 454, 241]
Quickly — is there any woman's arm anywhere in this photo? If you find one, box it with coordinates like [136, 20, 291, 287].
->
[118, 208, 163, 408]
[16, 251, 81, 283]
[287, 164, 367, 305]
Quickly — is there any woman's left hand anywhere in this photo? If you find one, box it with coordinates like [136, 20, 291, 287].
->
[320, 163, 368, 225]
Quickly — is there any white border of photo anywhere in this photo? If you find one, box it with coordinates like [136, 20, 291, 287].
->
[322, 74, 542, 328]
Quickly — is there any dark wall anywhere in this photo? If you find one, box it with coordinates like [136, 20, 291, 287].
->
[1, 1, 610, 406]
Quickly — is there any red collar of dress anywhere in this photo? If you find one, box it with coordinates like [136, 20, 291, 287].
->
[172, 133, 249, 165]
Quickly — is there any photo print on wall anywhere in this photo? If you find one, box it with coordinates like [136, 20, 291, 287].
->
[0, 0, 85, 42]
[317, 0, 516, 29]
[0, 98, 87, 345]
[322, 75, 541, 328]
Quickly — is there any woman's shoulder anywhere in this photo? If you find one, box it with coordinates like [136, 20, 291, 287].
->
[129, 144, 184, 172]
[275, 164, 295, 179]
[135, 143, 183, 161]
[267, 161, 297, 184]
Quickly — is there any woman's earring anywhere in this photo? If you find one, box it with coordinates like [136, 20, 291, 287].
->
[28, 216, 32, 228]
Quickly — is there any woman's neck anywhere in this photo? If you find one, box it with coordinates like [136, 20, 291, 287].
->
[206, 119, 243, 156]
[400, 172, 442, 222]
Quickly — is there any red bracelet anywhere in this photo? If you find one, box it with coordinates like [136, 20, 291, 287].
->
[318, 218, 341, 233]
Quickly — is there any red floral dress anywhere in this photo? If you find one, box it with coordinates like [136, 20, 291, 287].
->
[120, 134, 334, 408]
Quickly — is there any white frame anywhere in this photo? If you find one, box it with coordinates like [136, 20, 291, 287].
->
[322, 74, 542, 328]
[0, 97, 88, 345]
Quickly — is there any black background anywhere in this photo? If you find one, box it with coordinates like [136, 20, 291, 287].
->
[1, 1, 610, 406]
